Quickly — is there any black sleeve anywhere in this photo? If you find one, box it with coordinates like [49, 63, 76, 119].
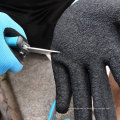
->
[0, 0, 74, 49]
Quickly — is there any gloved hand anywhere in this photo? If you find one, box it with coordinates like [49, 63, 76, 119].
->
[51, 0, 120, 120]
[0, 12, 27, 75]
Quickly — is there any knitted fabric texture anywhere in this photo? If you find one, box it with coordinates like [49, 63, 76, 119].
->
[51, 0, 120, 119]
[0, 12, 27, 75]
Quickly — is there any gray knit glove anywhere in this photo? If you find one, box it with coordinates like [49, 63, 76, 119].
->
[51, 0, 120, 120]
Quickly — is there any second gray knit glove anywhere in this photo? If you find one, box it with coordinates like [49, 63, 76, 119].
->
[51, 0, 120, 120]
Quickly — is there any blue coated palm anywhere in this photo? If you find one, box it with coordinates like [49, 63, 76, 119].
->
[0, 12, 27, 75]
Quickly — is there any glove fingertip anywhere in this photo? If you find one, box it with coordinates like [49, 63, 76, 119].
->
[9, 61, 23, 73]
[56, 105, 69, 113]
[56, 100, 70, 113]
[0, 70, 7, 76]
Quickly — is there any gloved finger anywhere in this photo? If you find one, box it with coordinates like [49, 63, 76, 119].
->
[0, 62, 10, 75]
[70, 65, 92, 120]
[0, 12, 27, 39]
[0, 39, 23, 75]
[52, 59, 72, 113]
[0, 12, 26, 75]
[8, 60, 23, 73]
[89, 62, 116, 120]
[108, 53, 120, 87]
[0, 56, 23, 75]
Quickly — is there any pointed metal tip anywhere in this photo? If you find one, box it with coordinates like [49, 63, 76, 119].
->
[27, 47, 60, 55]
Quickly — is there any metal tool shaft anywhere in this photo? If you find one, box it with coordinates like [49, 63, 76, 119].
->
[6, 36, 60, 55]
[27, 46, 60, 54]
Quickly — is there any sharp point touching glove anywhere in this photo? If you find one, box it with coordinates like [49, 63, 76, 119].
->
[51, 0, 120, 119]
[0, 12, 27, 75]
